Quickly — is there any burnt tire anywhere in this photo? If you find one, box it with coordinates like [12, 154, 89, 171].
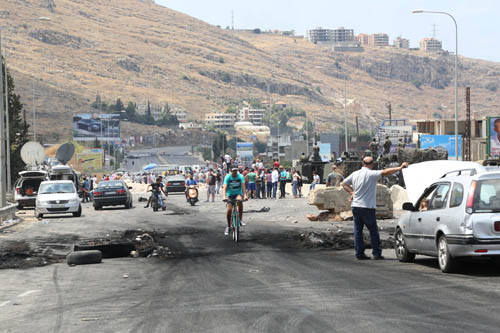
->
[67, 250, 102, 266]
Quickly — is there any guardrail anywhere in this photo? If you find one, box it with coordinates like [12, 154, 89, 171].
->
[0, 204, 18, 223]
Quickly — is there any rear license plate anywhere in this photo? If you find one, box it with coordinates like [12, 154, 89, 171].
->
[105, 191, 116, 195]
[173, 183, 181, 185]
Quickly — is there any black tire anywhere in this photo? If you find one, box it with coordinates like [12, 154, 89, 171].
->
[394, 228, 415, 262]
[73, 205, 82, 217]
[437, 235, 458, 273]
[36, 213, 43, 219]
[67, 250, 102, 265]
[125, 201, 131, 209]
[234, 225, 239, 243]
[94, 205, 101, 210]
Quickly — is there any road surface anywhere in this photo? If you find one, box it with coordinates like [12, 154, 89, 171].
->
[1, 186, 500, 332]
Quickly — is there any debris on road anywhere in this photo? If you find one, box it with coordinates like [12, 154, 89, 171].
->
[67, 250, 102, 266]
[244, 207, 270, 213]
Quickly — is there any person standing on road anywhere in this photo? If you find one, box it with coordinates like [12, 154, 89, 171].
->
[246, 168, 257, 199]
[271, 167, 279, 199]
[342, 156, 408, 260]
[206, 168, 217, 202]
[255, 169, 262, 199]
[279, 167, 287, 199]
[216, 169, 222, 194]
[292, 169, 299, 198]
[266, 169, 273, 199]
[296, 170, 303, 198]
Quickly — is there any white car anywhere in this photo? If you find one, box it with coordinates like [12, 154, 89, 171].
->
[35, 180, 82, 218]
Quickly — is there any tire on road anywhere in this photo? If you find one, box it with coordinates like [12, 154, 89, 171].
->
[394, 228, 415, 262]
[67, 250, 102, 265]
[73, 205, 82, 217]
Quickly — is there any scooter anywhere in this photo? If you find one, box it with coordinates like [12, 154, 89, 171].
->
[187, 185, 199, 206]
[151, 189, 166, 212]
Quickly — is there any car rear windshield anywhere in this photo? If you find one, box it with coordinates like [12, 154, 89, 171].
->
[474, 179, 500, 213]
[39, 183, 75, 194]
[97, 181, 124, 188]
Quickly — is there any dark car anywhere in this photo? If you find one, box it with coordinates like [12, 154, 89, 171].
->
[77, 119, 101, 132]
[93, 180, 133, 210]
[165, 175, 186, 194]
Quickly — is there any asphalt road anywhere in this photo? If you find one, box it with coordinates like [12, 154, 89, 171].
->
[2, 188, 500, 332]
[124, 146, 204, 173]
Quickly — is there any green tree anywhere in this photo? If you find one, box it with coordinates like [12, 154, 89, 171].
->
[126, 102, 136, 120]
[114, 98, 124, 111]
[2, 56, 31, 184]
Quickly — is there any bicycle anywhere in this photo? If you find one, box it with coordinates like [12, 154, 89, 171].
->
[224, 198, 242, 243]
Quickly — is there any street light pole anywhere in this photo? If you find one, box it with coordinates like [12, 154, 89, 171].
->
[3, 39, 11, 193]
[413, 10, 459, 160]
[0, 31, 7, 207]
[344, 74, 348, 153]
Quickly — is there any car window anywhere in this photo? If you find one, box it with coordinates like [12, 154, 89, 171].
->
[39, 183, 75, 194]
[429, 183, 450, 210]
[98, 181, 124, 188]
[475, 179, 500, 212]
[449, 183, 464, 208]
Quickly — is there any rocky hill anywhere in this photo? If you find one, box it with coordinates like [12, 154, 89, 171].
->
[1, 0, 500, 141]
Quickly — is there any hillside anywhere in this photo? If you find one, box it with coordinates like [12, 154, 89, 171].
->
[2, 0, 500, 141]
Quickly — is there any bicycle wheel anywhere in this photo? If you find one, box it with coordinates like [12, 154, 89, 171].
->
[232, 212, 237, 241]
[233, 210, 240, 243]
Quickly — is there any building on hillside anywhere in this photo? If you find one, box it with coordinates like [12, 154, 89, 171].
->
[266, 134, 291, 160]
[179, 122, 203, 130]
[356, 33, 370, 45]
[238, 107, 266, 126]
[393, 37, 410, 49]
[205, 112, 235, 129]
[331, 27, 354, 42]
[306, 27, 334, 44]
[369, 33, 389, 46]
[419, 38, 442, 52]
[173, 111, 187, 123]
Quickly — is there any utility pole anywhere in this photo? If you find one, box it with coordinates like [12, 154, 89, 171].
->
[0, 31, 7, 207]
[32, 80, 36, 141]
[4, 39, 11, 192]
[306, 113, 309, 158]
[387, 101, 392, 124]
[344, 74, 348, 153]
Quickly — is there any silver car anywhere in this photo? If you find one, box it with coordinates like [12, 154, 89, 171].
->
[395, 169, 500, 273]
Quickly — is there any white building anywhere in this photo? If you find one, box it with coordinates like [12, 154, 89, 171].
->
[205, 113, 235, 129]
[238, 107, 266, 126]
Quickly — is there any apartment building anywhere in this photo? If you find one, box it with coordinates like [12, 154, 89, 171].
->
[369, 33, 389, 46]
[420, 38, 442, 52]
[393, 37, 410, 49]
[238, 107, 266, 126]
[205, 113, 235, 129]
[356, 33, 370, 45]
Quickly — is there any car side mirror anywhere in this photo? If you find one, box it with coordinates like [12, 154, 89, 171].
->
[128, 186, 132, 189]
[402, 202, 414, 211]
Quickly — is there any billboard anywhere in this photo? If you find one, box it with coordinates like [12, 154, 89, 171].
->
[75, 149, 104, 172]
[237, 142, 254, 167]
[378, 119, 413, 146]
[487, 117, 500, 156]
[318, 143, 331, 162]
[420, 135, 462, 159]
[73, 113, 121, 143]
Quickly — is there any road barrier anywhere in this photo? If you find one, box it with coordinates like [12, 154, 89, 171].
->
[0, 204, 17, 223]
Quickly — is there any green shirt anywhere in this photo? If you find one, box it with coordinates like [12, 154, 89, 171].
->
[247, 172, 256, 183]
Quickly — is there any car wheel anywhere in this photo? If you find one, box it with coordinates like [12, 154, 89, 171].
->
[394, 228, 415, 262]
[125, 201, 130, 209]
[94, 205, 101, 210]
[36, 213, 43, 219]
[437, 235, 457, 273]
[73, 205, 82, 217]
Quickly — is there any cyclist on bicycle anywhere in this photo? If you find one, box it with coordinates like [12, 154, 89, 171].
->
[222, 167, 248, 235]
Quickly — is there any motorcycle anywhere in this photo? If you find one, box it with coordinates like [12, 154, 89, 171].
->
[151, 189, 166, 212]
[187, 185, 199, 206]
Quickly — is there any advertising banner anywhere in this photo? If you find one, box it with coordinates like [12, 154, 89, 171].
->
[487, 117, 500, 156]
[237, 142, 254, 167]
[75, 149, 103, 172]
[318, 143, 331, 162]
[73, 113, 121, 142]
[420, 135, 462, 159]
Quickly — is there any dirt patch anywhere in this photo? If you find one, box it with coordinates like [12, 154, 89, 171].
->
[0, 240, 66, 269]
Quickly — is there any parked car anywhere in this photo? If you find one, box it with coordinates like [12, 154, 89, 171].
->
[93, 180, 133, 210]
[35, 180, 81, 218]
[395, 168, 500, 273]
[14, 170, 49, 209]
[165, 175, 186, 194]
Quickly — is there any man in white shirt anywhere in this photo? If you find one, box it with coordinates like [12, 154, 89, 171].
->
[342, 156, 408, 260]
[271, 167, 279, 199]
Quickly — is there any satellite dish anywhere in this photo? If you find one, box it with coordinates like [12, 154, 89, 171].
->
[56, 142, 75, 165]
[20, 141, 46, 167]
